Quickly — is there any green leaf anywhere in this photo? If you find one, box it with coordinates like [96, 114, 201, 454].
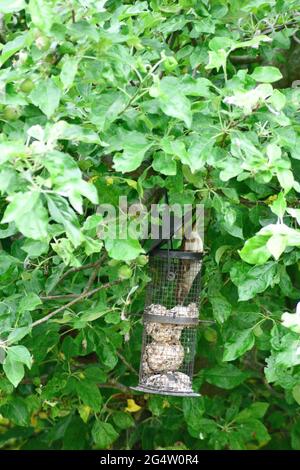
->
[0, 32, 33, 67]
[29, 79, 61, 118]
[62, 416, 86, 450]
[152, 152, 176, 175]
[113, 131, 152, 173]
[210, 294, 232, 324]
[235, 418, 270, 447]
[205, 364, 249, 389]
[7, 346, 32, 369]
[19, 292, 42, 313]
[112, 412, 134, 430]
[148, 396, 166, 417]
[223, 328, 255, 361]
[183, 397, 205, 434]
[266, 143, 281, 161]
[239, 235, 271, 265]
[230, 261, 278, 301]
[7, 327, 31, 345]
[0, 0, 25, 13]
[60, 56, 78, 90]
[277, 169, 294, 192]
[92, 421, 119, 449]
[46, 193, 82, 247]
[51, 238, 81, 267]
[270, 192, 286, 219]
[3, 355, 25, 388]
[287, 208, 300, 224]
[180, 137, 214, 173]
[206, 49, 227, 71]
[267, 89, 286, 111]
[74, 379, 102, 412]
[28, 0, 54, 34]
[21, 239, 49, 257]
[79, 306, 109, 323]
[219, 160, 243, 181]
[266, 233, 287, 260]
[209, 37, 234, 51]
[152, 77, 192, 128]
[44, 151, 98, 212]
[180, 76, 212, 97]
[267, 332, 300, 368]
[96, 342, 118, 370]
[0, 397, 29, 426]
[235, 402, 269, 421]
[105, 238, 144, 261]
[251, 66, 283, 83]
[2, 191, 48, 240]
[90, 92, 127, 131]
[215, 245, 231, 265]
[50, 121, 100, 144]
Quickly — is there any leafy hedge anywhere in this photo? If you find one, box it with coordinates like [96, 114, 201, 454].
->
[1, 0, 300, 450]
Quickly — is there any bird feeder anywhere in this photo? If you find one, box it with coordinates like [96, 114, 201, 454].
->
[132, 248, 203, 397]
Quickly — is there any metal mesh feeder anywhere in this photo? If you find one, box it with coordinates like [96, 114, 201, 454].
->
[132, 249, 203, 397]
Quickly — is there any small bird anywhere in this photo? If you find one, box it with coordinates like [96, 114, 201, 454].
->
[176, 229, 203, 304]
[183, 229, 203, 253]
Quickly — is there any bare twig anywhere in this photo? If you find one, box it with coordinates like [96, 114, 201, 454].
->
[40, 293, 78, 300]
[293, 32, 300, 45]
[0, 14, 5, 42]
[84, 254, 106, 293]
[261, 17, 300, 35]
[84, 268, 100, 293]
[230, 55, 262, 65]
[32, 280, 122, 328]
[118, 58, 165, 117]
[22, 375, 131, 394]
[116, 351, 139, 376]
[99, 380, 131, 393]
[55, 258, 104, 286]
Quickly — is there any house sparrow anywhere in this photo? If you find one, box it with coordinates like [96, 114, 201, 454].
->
[176, 230, 203, 304]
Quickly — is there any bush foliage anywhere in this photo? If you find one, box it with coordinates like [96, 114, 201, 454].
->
[1, 0, 300, 450]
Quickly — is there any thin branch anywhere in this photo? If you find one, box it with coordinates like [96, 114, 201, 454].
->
[99, 381, 131, 394]
[116, 351, 139, 376]
[118, 58, 165, 117]
[0, 14, 5, 42]
[261, 17, 300, 35]
[84, 268, 99, 293]
[84, 254, 106, 293]
[293, 32, 300, 45]
[230, 55, 262, 65]
[54, 258, 104, 287]
[22, 375, 131, 394]
[32, 280, 122, 328]
[40, 293, 78, 300]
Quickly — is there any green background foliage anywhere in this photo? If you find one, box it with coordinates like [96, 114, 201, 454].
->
[0, 0, 300, 450]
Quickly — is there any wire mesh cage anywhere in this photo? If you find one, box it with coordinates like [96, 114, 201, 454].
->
[132, 248, 203, 397]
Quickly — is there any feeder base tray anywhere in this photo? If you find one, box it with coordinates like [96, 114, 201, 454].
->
[131, 385, 200, 397]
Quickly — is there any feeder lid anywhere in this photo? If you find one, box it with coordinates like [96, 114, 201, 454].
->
[131, 385, 200, 397]
[151, 248, 203, 260]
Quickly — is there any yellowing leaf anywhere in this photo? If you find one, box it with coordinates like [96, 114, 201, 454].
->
[125, 399, 142, 413]
[78, 404, 91, 423]
[30, 414, 38, 426]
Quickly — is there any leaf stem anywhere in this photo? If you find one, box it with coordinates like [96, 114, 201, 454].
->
[32, 280, 122, 328]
